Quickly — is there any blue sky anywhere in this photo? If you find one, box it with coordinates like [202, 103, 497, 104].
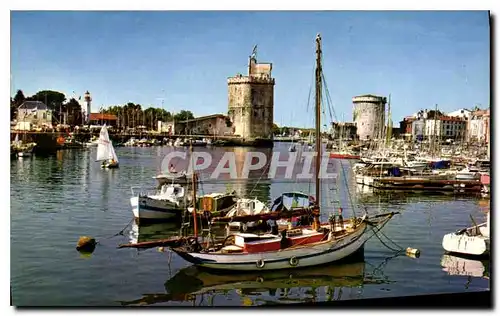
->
[10, 11, 489, 127]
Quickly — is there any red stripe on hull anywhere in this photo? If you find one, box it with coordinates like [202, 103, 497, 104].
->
[329, 153, 360, 159]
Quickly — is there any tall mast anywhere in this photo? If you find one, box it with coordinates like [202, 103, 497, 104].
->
[314, 34, 322, 205]
[190, 143, 198, 238]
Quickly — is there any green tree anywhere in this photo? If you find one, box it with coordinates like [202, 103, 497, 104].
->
[63, 98, 83, 126]
[30, 90, 66, 125]
[272, 123, 280, 135]
[11, 90, 26, 120]
[174, 110, 194, 122]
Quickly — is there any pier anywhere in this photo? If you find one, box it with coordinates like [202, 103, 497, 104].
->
[371, 177, 483, 193]
[10, 131, 277, 151]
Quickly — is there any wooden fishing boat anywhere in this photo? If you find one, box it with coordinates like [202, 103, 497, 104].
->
[169, 34, 398, 272]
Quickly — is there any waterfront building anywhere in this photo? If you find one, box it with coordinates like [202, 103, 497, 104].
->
[175, 114, 233, 136]
[89, 113, 118, 127]
[468, 109, 490, 144]
[16, 101, 53, 130]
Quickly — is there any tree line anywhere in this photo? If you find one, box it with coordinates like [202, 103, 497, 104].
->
[10, 89, 195, 129]
[102, 105, 194, 130]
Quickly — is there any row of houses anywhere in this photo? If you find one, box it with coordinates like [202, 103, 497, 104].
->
[399, 108, 490, 143]
[12, 101, 235, 136]
[12, 101, 122, 131]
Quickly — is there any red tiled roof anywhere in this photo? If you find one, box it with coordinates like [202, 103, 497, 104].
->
[89, 113, 118, 121]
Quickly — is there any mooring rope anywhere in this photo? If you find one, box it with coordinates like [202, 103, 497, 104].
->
[99, 217, 135, 242]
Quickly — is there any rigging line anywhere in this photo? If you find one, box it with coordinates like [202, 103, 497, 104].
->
[319, 70, 359, 216]
[248, 158, 271, 197]
[321, 75, 337, 124]
[306, 63, 316, 114]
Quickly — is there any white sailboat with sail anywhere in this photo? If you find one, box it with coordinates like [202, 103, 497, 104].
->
[96, 124, 119, 169]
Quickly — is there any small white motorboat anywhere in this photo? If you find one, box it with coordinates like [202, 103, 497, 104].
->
[130, 184, 187, 222]
[442, 212, 490, 257]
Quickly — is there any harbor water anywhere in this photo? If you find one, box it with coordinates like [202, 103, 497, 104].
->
[10, 143, 490, 306]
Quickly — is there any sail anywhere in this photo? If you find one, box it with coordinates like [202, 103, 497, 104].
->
[96, 125, 118, 162]
[109, 138, 119, 162]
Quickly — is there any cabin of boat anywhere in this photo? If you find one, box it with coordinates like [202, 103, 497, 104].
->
[196, 191, 237, 217]
[218, 230, 329, 254]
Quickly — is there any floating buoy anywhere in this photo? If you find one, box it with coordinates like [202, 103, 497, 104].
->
[76, 236, 97, 253]
[406, 247, 420, 258]
[158, 247, 165, 252]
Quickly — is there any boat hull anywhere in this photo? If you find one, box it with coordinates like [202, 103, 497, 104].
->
[329, 153, 360, 160]
[17, 151, 32, 157]
[172, 222, 382, 271]
[442, 233, 489, 256]
[455, 173, 479, 181]
[130, 196, 182, 221]
[102, 162, 119, 169]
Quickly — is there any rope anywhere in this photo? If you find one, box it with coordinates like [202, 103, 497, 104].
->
[98, 217, 134, 242]
[365, 217, 405, 253]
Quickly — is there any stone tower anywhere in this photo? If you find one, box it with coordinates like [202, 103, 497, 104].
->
[228, 46, 275, 139]
[352, 94, 387, 140]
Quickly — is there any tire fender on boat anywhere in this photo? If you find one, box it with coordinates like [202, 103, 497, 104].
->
[256, 259, 265, 269]
[289, 256, 299, 267]
[242, 223, 248, 232]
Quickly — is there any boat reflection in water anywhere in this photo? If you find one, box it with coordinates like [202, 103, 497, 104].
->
[119, 253, 390, 306]
[441, 254, 490, 279]
[128, 221, 182, 245]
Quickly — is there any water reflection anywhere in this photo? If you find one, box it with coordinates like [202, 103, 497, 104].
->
[441, 254, 490, 279]
[128, 221, 182, 244]
[118, 254, 394, 306]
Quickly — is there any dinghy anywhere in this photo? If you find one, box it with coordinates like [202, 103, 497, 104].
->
[442, 212, 490, 257]
[96, 124, 119, 168]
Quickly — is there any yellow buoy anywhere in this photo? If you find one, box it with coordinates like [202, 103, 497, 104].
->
[76, 236, 97, 253]
[406, 247, 420, 258]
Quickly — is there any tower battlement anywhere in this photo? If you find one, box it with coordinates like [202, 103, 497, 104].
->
[227, 49, 274, 140]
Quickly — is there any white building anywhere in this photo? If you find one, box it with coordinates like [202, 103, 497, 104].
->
[16, 101, 53, 130]
[424, 116, 466, 140]
[468, 109, 490, 143]
[447, 108, 472, 120]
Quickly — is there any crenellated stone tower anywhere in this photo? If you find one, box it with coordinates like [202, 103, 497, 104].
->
[228, 46, 275, 139]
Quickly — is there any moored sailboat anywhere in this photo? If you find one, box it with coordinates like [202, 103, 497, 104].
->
[168, 34, 398, 272]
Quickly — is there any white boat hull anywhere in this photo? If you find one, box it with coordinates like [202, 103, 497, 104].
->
[442, 232, 489, 256]
[173, 220, 388, 271]
[17, 151, 32, 157]
[130, 196, 182, 220]
[455, 173, 479, 181]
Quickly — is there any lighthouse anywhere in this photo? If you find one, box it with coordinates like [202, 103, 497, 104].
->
[84, 91, 92, 125]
